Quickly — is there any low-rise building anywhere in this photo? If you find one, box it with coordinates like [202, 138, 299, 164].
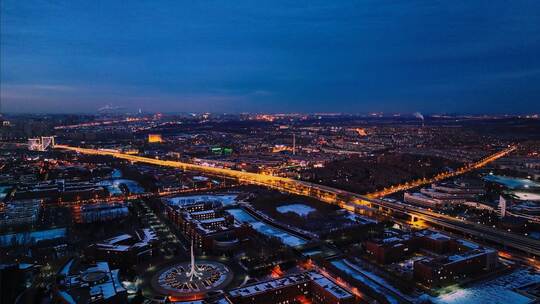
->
[227, 271, 358, 304]
[365, 229, 418, 264]
[365, 229, 498, 286]
[414, 246, 498, 286]
[404, 192, 447, 209]
[165, 198, 244, 253]
[14, 179, 108, 201]
[55, 259, 127, 304]
[86, 229, 159, 269]
[73, 203, 129, 224]
[0, 199, 41, 228]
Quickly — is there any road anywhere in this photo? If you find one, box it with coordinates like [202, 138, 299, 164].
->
[366, 146, 516, 198]
[53, 144, 540, 257]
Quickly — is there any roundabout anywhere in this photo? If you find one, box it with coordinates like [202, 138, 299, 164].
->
[152, 261, 232, 296]
[150, 243, 233, 299]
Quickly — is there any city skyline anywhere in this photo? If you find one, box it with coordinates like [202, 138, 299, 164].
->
[2, 1, 540, 114]
[2, 3, 540, 302]
[2, 112, 540, 304]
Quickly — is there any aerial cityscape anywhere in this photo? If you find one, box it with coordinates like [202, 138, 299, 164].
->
[1, 1, 540, 304]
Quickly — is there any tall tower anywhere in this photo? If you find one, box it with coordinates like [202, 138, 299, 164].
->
[292, 133, 296, 155]
[186, 238, 202, 281]
[498, 195, 507, 218]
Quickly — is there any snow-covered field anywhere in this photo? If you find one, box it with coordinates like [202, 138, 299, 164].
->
[226, 208, 307, 247]
[276, 203, 316, 216]
[168, 194, 238, 207]
[428, 268, 540, 304]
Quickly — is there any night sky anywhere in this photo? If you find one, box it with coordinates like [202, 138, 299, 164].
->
[1, 1, 540, 114]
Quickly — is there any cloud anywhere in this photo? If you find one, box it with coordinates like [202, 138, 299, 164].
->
[2, 1, 540, 113]
[0, 82, 271, 113]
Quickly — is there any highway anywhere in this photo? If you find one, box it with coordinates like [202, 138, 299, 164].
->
[53, 144, 540, 257]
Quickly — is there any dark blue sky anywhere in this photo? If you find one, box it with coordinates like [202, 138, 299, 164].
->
[1, 1, 540, 114]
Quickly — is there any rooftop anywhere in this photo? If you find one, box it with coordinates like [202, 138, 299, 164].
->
[56, 259, 126, 303]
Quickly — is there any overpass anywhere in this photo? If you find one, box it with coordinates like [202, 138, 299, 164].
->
[54, 144, 540, 256]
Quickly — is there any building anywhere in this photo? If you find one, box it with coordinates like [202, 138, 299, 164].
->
[511, 201, 540, 215]
[148, 134, 163, 143]
[86, 229, 159, 269]
[364, 229, 418, 264]
[227, 271, 358, 304]
[27, 138, 42, 151]
[413, 240, 498, 286]
[14, 179, 108, 201]
[27, 136, 55, 151]
[420, 188, 468, 203]
[365, 229, 498, 286]
[431, 182, 485, 196]
[55, 259, 127, 304]
[73, 203, 129, 224]
[405, 181, 487, 207]
[498, 195, 507, 217]
[0, 199, 41, 228]
[417, 230, 455, 254]
[165, 198, 244, 253]
[404, 192, 447, 209]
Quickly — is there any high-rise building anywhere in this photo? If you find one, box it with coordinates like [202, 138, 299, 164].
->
[41, 136, 55, 150]
[27, 136, 55, 151]
[498, 195, 507, 218]
[28, 136, 54, 151]
[28, 138, 42, 151]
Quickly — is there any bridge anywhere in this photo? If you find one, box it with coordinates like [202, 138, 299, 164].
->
[54, 144, 540, 257]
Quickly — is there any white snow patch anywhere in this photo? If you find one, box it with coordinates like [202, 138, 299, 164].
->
[168, 194, 238, 207]
[226, 208, 307, 247]
[276, 204, 316, 216]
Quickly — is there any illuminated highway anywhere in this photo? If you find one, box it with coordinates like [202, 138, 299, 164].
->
[53, 144, 540, 257]
[366, 146, 517, 198]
